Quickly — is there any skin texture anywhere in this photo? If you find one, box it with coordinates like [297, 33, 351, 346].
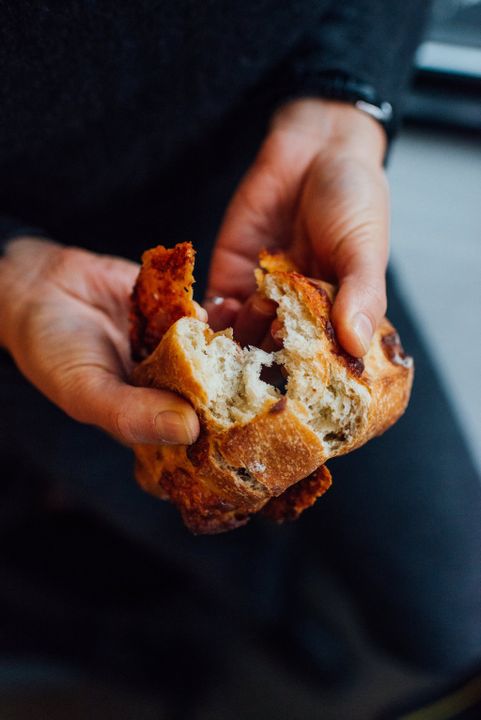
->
[0, 99, 388, 446]
[206, 98, 388, 357]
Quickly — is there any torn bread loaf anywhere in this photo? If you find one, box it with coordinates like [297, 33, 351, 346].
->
[131, 244, 413, 534]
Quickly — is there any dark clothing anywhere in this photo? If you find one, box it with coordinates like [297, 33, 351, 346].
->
[2, 0, 480, 682]
[0, 1, 428, 252]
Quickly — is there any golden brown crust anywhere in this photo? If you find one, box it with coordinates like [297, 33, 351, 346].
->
[132, 319, 211, 410]
[130, 245, 414, 534]
[133, 416, 330, 534]
[131, 316, 330, 532]
[258, 259, 414, 458]
[257, 248, 299, 274]
[134, 434, 270, 534]
[261, 465, 332, 523]
[359, 318, 414, 444]
[218, 400, 325, 495]
[129, 243, 196, 361]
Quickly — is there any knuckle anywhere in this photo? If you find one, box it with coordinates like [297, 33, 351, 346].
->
[55, 371, 92, 424]
[113, 410, 133, 444]
[112, 405, 142, 446]
[54, 367, 107, 426]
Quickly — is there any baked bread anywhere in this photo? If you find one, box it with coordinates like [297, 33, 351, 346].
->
[130, 242, 197, 362]
[130, 244, 414, 534]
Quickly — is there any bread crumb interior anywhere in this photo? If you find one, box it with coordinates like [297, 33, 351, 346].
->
[264, 275, 370, 452]
[176, 274, 370, 452]
[176, 319, 279, 426]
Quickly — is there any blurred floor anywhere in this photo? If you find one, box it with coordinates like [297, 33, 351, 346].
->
[1, 126, 480, 719]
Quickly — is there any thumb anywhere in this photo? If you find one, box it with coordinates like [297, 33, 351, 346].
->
[329, 172, 389, 358]
[302, 156, 389, 358]
[331, 246, 387, 358]
[61, 368, 200, 446]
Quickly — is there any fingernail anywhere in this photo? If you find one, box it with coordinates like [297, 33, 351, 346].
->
[154, 411, 195, 445]
[270, 318, 284, 342]
[205, 296, 225, 306]
[351, 313, 373, 354]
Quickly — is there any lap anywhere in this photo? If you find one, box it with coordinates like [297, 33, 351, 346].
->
[302, 272, 481, 671]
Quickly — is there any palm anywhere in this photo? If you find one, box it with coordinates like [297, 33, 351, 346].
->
[13, 249, 137, 399]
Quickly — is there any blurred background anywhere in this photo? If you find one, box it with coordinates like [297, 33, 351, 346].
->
[391, 0, 481, 475]
[0, 1, 480, 718]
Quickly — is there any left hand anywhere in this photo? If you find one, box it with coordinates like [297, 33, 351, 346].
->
[0, 238, 205, 446]
[205, 98, 389, 357]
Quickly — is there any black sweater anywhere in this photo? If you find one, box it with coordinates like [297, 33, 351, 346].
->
[0, 1, 428, 260]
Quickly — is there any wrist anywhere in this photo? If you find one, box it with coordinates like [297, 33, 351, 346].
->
[271, 98, 387, 167]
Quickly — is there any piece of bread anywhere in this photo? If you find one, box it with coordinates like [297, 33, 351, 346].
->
[130, 244, 414, 534]
[130, 242, 197, 361]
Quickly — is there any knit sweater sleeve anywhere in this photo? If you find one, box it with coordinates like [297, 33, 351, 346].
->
[275, 0, 431, 140]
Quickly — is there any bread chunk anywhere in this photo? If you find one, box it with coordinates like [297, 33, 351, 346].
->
[130, 242, 196, 361]
[131, 244, 413, 534]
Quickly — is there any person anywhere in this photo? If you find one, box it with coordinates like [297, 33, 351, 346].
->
[1, 0, 480, 700]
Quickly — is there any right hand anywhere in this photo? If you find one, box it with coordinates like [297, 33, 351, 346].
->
[0, 237, 202, 446]
[206, 99, 388, 357]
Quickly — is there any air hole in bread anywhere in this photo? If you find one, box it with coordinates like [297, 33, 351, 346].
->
[260, 362, 287, 394]
[175, 319, 279, 426]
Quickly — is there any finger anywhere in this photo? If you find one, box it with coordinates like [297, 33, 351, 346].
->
[208, 246, 259, 304]
[233, 292, 277, 347]
[62, 368, 200, 446]
[256, 318, 284, 354]
[203, 296, 241, 332]
[302, 158, 389, 357]
[331, 243, 387, 357]
[270, 318, 284, 347]
[193, 301, 208, 323]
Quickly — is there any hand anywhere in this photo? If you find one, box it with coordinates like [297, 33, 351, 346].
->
[0, 238, 203, 445]
[206, 99, 388, 357]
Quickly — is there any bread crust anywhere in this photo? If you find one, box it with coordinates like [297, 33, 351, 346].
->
[259, 269, 414, 456]
[261, 465, 332, 522]
[134, 437, 268, 534]
[130, 245, 414, 534]
[132, 319, 212, 412]
[218, 400, 325, 495]
[132, 329, 328, 529]
[130, 243, 196, 361]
